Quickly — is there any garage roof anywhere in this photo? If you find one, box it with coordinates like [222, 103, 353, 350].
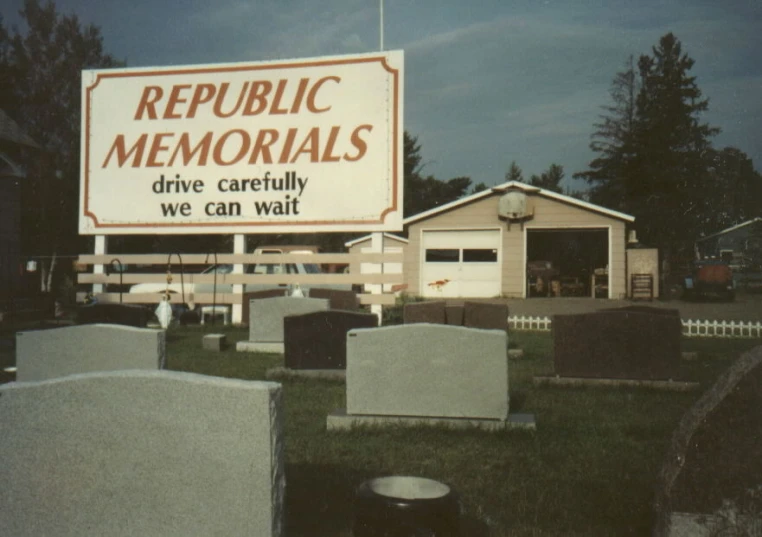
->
[403, 180, 635, 225]
[344, 232, 408, 248]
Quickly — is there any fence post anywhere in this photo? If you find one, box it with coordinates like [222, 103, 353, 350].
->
[232, 234, 245, 325]
[92, 236, 107, 294]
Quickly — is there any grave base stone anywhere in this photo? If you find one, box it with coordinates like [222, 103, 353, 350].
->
[0, 370, 284, 537]
[327, 408, 535, 431]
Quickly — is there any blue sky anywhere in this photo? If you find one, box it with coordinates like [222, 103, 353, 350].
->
[4, 0, 761, 192]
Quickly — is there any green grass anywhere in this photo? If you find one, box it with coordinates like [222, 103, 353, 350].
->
[164, 326, 761, 537]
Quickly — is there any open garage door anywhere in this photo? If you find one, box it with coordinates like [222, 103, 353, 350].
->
[526, 228, 608, 298]
[421, 229, 501, 298]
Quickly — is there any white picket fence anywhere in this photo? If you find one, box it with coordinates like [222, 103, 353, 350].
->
[508, 315, 762, 339]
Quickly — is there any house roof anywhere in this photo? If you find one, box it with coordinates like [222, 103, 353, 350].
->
[344, 232, 409, 248]
[695, 217, 762, 243]
[0, 109, 39, 149]
[402, 180, 635, 225]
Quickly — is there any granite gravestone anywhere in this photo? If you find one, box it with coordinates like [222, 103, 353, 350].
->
[463, 302, 509, 331]
[16, 324, 165, 382]
[238, 296, 330, 353]
[0, 370, 284, 537]
[445, 305, 464, 326]
[308, 288, 359, 311]
[403, 301, 446, 325]
[284, 310, 378, 369]
[553, 306, 682, 380]
[653, 345, 762, 537]
[241, 289, 289, 326]
[345, 324, 509, 419]
[76, 303, 151, 327]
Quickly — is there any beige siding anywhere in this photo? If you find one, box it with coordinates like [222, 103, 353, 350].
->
[405, 192, 631, 298]
[347, 236, 408, 283]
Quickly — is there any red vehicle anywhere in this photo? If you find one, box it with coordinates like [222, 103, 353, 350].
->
[683, 259, 735, 301]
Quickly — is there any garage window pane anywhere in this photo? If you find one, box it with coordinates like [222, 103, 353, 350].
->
[425, 249, 459, 263]
[463, 249, 498, 262]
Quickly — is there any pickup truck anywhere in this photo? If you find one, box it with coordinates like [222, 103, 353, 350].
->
[128, 247, 352, 307]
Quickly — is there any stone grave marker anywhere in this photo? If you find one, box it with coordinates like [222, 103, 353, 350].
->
[308, 288, 360, 311]
[0, 370, 284, 537]
[346, 324, 508, 419]
[237, 296, 329, 353]
[76, 303, 151, 327]
[463, 302, 509, 331]
[16, 324, 165, 382]
[653, 345, 762, 537]
[445, 304, 464, 325]
[241, 289, 289, 326]
[403, 300, 446, 325]
[552, 306, 682, 380]
[284, 310, 378, 370]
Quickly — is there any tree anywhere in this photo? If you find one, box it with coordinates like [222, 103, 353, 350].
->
[529, 164, 565, 193]
[576, 34, 721, 251]
[633, 32, 720, 249]
[574, 56, 638, 211]
[505, 161, 524, 183]
[403, 131, 473, 217]
[2, 0, 122, 291]
[701, 147, 762, 232]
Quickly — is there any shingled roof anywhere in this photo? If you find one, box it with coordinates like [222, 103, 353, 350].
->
[0, 109, 39, 148]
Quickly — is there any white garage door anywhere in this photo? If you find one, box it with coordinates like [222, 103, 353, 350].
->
[421, 230, 501, 298]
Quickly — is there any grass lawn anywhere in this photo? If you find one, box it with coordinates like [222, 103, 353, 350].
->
[165, 326, 760, 537]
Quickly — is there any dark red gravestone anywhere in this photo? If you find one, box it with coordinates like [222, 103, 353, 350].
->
[403, 301, 446, 325]
[653, 346, 762, 537]
[308, 288, 359, 311]
[463, 302, 509, 331]
[284, 310, 378, 369]
[552, 306, 682, 380]
[445, 305, 464, 326]
[241, 288, 288, 325]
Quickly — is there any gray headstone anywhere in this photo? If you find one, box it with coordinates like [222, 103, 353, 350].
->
[346, 324, 509, 419]
[241, 289, 289, 326]
[0, 370, 284, 537]
[16, 324, 165, 382]
[248, 297, 330, 343]
[403, 301, 446, 324]
[653, 345, 762, 537]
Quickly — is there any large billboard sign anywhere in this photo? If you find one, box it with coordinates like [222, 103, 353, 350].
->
[79, 51, 403, 234]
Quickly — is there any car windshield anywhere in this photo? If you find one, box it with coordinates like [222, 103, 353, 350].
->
[202, 264, 233, 274]
[303, 263, 321, 274]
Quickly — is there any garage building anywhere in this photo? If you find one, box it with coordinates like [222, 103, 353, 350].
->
[402, 181, 635, 299]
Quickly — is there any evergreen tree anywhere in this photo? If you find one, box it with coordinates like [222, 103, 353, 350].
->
[505, 161, 524, 183]
[529, 164, 565, 193]
[574, 56, 638, 210]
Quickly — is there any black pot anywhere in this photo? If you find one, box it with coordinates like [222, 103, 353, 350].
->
[353, 476, 461, 537]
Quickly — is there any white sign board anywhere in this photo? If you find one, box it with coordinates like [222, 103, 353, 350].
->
[79, 51, 403, 234]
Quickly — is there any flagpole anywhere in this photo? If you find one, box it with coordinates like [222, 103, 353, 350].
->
[379, 0, 384, 51]
[371, 0, 385, 324]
